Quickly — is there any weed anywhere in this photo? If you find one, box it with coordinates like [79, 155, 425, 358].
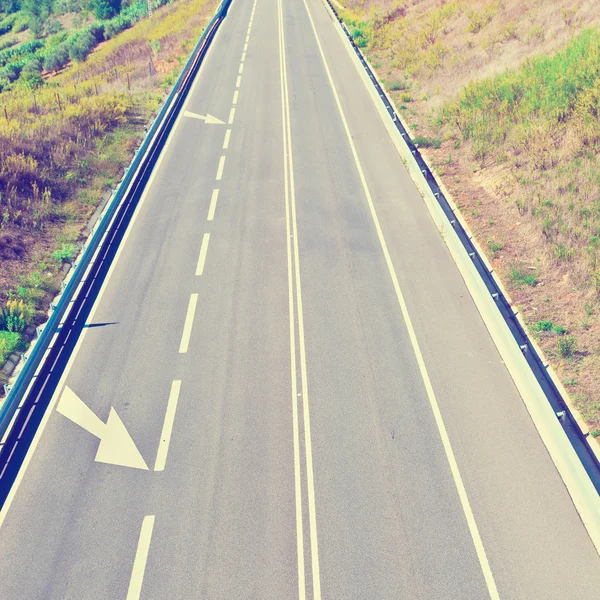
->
[487, 239, 503, 252]
[552, 324, 567, 334]
[52, 244, 78, 263]
[534, 320, 553, 331]
[591, 429, 600, 438]
[413, 136, 441, 149]
[0, 299, 33, 333]
[556, 335, 577, 358]
[510, 267, 537, 287]
[0, 330, 21, 364]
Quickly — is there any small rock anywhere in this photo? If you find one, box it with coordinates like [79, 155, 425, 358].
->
[2, 359, 16, 376]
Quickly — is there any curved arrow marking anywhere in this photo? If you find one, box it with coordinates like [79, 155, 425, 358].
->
[57, 386, 148, 470]
[183, 111, 225, 124]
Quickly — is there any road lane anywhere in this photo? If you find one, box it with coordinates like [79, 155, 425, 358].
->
[0, 0, 298, 597]
[296, 0, 600, 597]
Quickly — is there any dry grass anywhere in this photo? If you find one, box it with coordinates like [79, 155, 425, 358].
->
[338, 0, 600, 438]
[0, 0, 220, 388]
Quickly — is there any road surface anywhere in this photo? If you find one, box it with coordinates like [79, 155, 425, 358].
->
[0, 0, 599, 598]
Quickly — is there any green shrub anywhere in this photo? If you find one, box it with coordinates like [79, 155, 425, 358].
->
[43, 43, 69, 73]
[68, 30, 97, 62]
[53, 244, 77, 262]
[103, 14, 133, 39]
[0, 331, 21, 364]
[11, 14, 29, 33]
[556, 335, 577, 358]
[0, 13, 17, 36]
[534, 320, 553, 331]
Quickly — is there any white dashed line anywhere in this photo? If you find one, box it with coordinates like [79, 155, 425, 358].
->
[195, 233, 211, 276]
[223, 129, 231, 149]
[228, 108, 235, 124]
[154, 380, 182, 472]
[236, 75, 242, 88]
[232, 90, 239, 105]
[126, 516, 155, 600]
[179, 294, 198, 354]
[207, 189, 219, 221]
[216, 155, 226, 180]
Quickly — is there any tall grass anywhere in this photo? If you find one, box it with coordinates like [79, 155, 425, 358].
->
[441, 27, 600, 295]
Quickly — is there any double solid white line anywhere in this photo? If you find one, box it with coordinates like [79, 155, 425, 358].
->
[278, 1, 321, 598]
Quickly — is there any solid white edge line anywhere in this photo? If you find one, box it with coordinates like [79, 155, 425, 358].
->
[277, 0, 306, 597]
[154, 380, 182, 471]
[0, 21, 226, 530]
[178, 294, 199, 354]
[320, 0, 600, 559]
[195, 233, 211, 276]
[207, 189, 219, 221]
[216, 155, 226, 181]
[126, 515, 155, 600]
[303, 0, 501, 597]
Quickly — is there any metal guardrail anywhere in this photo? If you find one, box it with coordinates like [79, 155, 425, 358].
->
[0, 0, 232, 447]
[324, 0, 600, 492]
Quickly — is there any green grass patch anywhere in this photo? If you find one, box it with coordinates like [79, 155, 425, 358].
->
[509, 267, 537, 287]
[413, 135, 441, 149]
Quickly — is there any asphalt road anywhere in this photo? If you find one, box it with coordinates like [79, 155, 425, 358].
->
[0, 0, 599, 598]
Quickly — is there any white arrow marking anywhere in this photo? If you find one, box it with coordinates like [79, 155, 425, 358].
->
[183, 111, 225, 124]
[57, 386, 148, 470]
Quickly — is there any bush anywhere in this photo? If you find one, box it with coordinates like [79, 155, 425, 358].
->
[45, 19, 63, 35]
[43, 43, 69, 73]
[90, 0, 122, 20]
[0, 14, 17, 36]
[11, 14, 29, 33]
[68, 30, 97, 62]
[19, 70, 44, 89]
[103, 14, 133, 39]
[22, 57, 43, 74]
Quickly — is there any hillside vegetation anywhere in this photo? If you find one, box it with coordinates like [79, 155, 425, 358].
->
[337, 0, 600, 437]
[0, 0, 219, 382]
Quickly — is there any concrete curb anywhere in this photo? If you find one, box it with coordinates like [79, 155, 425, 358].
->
[320, 0, 600, 555]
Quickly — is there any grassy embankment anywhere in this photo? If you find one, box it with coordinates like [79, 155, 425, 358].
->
[0, 0, 220, 383]
[337, 0, 600, 437]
